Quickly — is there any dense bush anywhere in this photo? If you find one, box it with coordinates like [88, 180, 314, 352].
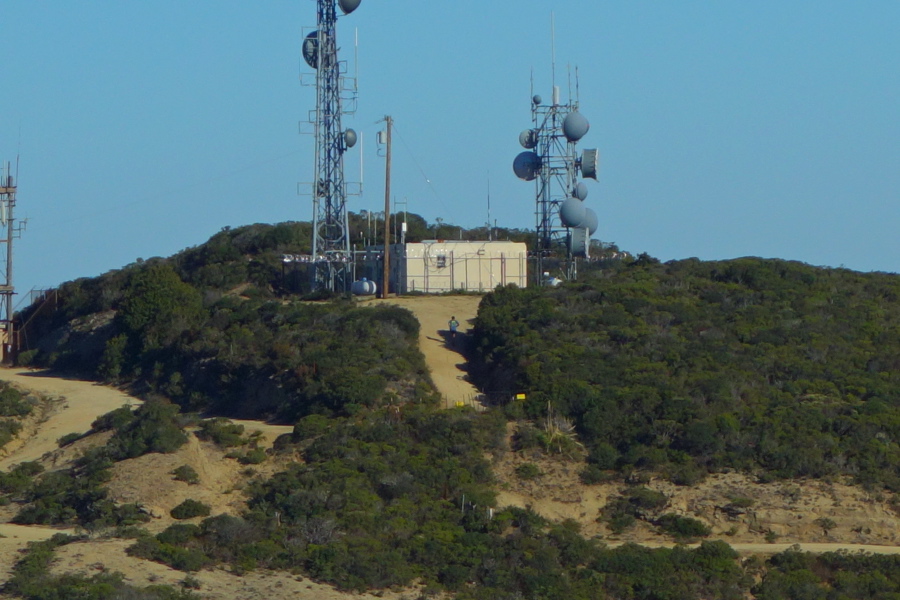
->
[105, 400, 188, 460]
[472, 258, 900, 489]
[20, 261, 433, 421]
[170, 499, 211, 520]
[0, 462, 44, 496]
[0, 382, 35, 417]
[196, 418, 246, 447]
[172, 465, 199, 485]
[128, 535, 212, 573]
[656, 513, 712, 539]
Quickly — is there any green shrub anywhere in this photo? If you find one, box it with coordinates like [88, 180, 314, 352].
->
[15, 349, 38, 366]
[172, 465, 200, 485]
[0, 418, 22, 448]
[0, 383, 34, 417]
[238, 448, 267, 465]
[292, 414, 331, 441]
[656, 514, 711, 539]
[0, 461, 45, 495]
[601, 487, 669, 534]
[57, 432, 83, 447]
[196, 418, 246, 447]
[157, 523, 202, 546]
[92, 405, 136, 432]
[128, 536, 211, 572]
[107, 400, 188, 459]
[514, 462, 542, 480]
[170, 499, 211, 520]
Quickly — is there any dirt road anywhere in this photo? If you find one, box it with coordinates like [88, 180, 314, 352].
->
[0, 369, 141, 471]
[381, 295, 483, 409]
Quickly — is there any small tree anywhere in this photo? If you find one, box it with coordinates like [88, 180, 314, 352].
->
[814, 517, 837, 537]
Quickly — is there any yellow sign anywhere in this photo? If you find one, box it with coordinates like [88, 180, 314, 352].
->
[515, 393, 526, 401]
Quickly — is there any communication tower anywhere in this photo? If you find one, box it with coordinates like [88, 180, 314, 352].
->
[0, 162, 24, 361]
[513, 82, 599, 284]
[301, 0, 361, 292]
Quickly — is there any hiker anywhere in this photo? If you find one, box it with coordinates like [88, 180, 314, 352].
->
[448, 316, 460, 340]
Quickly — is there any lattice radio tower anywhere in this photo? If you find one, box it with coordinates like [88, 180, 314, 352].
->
[0, 162, 25, 361]
[513, 75, 599, 284]
[301, 0, 361, 292]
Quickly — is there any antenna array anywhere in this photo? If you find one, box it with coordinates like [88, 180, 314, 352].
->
[513, 82, 599, 284]
[300, 0, 362, 292]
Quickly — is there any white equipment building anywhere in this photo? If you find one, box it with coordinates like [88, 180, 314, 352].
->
[361, 240, 528, 294]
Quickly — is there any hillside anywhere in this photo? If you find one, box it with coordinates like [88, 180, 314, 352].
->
[472, 256, 900, 490]
[8, 224, 900, 598]
[5, 371, 900, 600]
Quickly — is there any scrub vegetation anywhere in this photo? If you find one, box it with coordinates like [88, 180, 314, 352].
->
[10, 220, 900, 599]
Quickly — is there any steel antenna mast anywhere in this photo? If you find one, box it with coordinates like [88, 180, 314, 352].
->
[0, 162, 24, 362]
[303, 0, 361, 292]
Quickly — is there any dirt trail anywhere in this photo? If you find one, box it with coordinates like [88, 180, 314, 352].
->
[0, 369, 141, 471]
[381, 295, 483, 409]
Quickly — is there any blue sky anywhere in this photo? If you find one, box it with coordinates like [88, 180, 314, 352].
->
[2, 1, 899, 299]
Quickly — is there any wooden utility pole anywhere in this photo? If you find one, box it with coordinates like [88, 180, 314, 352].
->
[381, 115, 393, 298]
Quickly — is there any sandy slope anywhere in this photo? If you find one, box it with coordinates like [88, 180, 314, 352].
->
[381, 295, 483, 409]
[0, 369, 140, 471]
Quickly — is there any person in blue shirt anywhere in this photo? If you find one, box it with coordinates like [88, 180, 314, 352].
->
[448, 316, 460, 340]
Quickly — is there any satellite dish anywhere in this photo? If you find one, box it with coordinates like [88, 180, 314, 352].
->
[338, 0, 361, 14]
[581, 149, 599, 180]
[575, 181, 589, 201]
[583, 208, 598, 235]
[344, 128, 358, 148]
[559, 197, 586, 227]
[532, 95, 542, 105]
[563, 111, 590, 142]
[513, 151, 542, 181]
[519, 129, 537, 149]
[302, 31, 319, 69]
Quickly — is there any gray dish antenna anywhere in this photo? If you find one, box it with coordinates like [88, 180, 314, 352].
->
[563, 111, 590, 142]
[513, 151, 542, 181]
[344, 128, 358, 148]
[575, 181, 588, 201]
[338, 0, 362, 15]
[302, 31, 319, 69]
[519, 129, 538, 149]
[559, 197, 586, 227]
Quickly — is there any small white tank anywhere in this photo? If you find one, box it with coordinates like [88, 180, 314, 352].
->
[351, 278, 377, 296]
